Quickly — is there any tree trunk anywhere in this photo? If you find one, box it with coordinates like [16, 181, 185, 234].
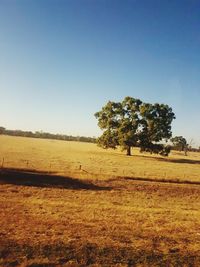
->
[126, 146, 131, 156]
[184, 147, 188, 156]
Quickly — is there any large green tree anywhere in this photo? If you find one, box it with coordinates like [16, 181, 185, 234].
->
[95, 97, 175, 156]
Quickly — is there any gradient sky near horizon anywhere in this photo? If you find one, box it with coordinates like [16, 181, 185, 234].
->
[0, 0, 200, 146]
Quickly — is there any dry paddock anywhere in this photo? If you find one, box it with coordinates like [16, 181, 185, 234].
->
[0, 135, 200, 266]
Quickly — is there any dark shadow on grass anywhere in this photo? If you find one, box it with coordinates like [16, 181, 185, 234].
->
[0, 168, 111, 191]
[129, 153, 200, 165]
[156, 157, 200, 165]
[124, 176, 200, 186]
[1, 238, 200, 266]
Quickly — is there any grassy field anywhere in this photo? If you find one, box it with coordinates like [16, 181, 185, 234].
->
[0, 135, 200, 182]
[1, 135, 200, 266]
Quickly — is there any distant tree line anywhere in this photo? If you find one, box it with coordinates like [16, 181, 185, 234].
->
[171, 136, 200, 154]
[0, 127, 96, 143]
[187, 147, 200, 153]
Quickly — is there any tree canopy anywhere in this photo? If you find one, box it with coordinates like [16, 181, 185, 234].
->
[95, 96, 175, 156]
[171, 136, 188, 155]
[171, 136, 187, 150]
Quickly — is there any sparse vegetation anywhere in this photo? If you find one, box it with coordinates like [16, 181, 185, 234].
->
[0, 135, 200, 266]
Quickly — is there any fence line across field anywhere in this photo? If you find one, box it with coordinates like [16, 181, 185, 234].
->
[0, 157, 197, 183]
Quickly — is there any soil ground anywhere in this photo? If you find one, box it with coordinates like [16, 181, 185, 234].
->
[0, 135, 200, 266]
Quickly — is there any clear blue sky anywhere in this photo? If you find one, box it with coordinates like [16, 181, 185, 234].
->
[0, 0, 199, 146]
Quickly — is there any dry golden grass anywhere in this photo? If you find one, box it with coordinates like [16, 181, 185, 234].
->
[0, 135, 200, 182]
[0, 135, 200, 266]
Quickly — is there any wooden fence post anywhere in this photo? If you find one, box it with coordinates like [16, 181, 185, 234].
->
[1, 158, 4, 168]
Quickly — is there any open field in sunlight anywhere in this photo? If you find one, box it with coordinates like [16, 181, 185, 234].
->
[0, 135, 200, 182]
[1, 135, 200, 266]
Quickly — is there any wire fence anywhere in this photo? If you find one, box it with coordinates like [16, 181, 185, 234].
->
[0, 156, 200, 183]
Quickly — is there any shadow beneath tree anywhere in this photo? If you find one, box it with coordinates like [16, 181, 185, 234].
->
[131, 154, 200, 165]
[0, 168, 111, 191]
[155, 157, 200, 165]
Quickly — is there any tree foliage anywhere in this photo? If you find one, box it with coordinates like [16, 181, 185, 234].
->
[95, 96, 175, 156]
[171, 136, 188, 155]
[171, 136, 187, 150]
